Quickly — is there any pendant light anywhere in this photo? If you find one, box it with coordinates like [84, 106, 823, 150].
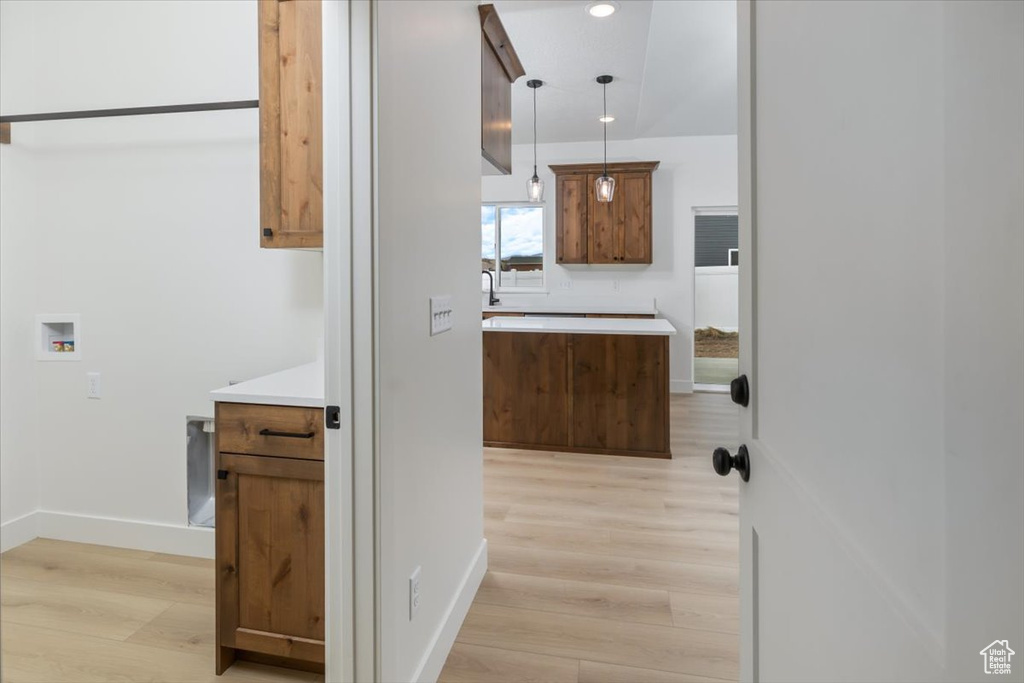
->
[526, 79, 544, 202]
[595, 75, 615, 203]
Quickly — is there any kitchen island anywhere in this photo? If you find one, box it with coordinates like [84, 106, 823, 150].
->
[483, 316, 677, 458]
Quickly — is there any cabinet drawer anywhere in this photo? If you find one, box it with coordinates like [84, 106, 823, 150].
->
[216, 403, 324, 461]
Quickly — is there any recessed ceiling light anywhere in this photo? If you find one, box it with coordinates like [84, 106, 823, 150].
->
[586, 2, 618, 18]
[599, 115, 615, 123]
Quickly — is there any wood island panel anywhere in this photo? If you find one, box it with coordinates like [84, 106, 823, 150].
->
[571, 334, 669, 457]
[483, 332, 570, 449]
[483, 332, 671, 458]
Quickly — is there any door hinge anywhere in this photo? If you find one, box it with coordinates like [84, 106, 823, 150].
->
[326, 405, 342, 430]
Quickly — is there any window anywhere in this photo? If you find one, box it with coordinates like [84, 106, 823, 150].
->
[482, 204, 544, 290]
[694, 214, 739, 267]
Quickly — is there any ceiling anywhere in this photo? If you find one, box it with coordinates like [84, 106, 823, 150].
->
[495, 0, 737, 145]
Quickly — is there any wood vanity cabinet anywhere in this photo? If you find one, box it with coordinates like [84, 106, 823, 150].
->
[258, 0, 323, 249]
[551, 162, 660, 265]
[215, 402, 325, 675]
[479, 5, 524, 176]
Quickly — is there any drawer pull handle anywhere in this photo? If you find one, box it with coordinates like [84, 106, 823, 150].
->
[259, 428, 316, 439]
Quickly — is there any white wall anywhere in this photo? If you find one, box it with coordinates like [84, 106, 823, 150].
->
[376, 1, 486, 681]
[0, 0, 41, 547]
[482, 135, 737, 392]
[694, 266, 738, 331]
[942, 1, 1024, 679]
[0, 0, 323, 554]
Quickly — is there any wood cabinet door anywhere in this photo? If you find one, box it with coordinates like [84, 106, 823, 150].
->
[259, 0, 323, 249]
[483, 332, 569, 448]
[587, 173, 619, 263]
[618, 172, 652, 263]
[216, 452, 325, 672]
[556, 174, 588, 264]
[481, 34, 512, 175]
[571, 334, 669, 455]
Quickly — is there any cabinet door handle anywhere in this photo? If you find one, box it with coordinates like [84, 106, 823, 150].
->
[258, 428, 316, 439]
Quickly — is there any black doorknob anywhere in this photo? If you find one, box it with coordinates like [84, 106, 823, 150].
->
[713, 445, 750, 482]
[730, 374, 749, 407]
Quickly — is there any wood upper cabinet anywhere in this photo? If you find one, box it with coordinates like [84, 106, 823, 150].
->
[550, 162, 660, 265]
[216, 403, 325, 675]
[618, 172, 652, 263]
[259, 0, 323, 249]
[479, 5, 524, 176]
[556, 174, 588, 263]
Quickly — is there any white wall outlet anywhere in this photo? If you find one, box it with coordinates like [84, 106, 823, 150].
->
[86, 372, 101, 399]
[612, 280, 621, 292]
[429, 296, 453, 336]
[409, 566, 421, 620]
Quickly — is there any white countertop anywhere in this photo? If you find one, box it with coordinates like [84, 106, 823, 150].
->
[482, 316, 676, 336]
[482, 302, 658, 315]
[210, 361, 323, 408]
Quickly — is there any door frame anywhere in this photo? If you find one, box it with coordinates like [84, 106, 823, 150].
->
[323, 1, 379, 681]
[736, 0, 757, 679]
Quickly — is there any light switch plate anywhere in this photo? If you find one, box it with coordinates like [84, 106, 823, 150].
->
[86, 372, 101, 399]
[430, 296, 453, 336]
[409, 566, 421, 620]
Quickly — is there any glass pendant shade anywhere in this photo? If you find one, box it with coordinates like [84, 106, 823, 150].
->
[595, 174, 615, 203]
[527, 173, 544, 202]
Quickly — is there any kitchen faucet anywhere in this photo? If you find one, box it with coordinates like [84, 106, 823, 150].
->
[482, 270, 500, 306]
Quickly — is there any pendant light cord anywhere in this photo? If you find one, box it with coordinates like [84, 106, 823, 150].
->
[533, 84, 538, 177]
[602, 80, 608, 177]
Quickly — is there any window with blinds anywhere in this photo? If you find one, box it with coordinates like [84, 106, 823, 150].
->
[695, 214, 739, 267]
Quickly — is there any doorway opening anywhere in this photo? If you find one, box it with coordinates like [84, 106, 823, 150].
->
[693, 208, 740, 390]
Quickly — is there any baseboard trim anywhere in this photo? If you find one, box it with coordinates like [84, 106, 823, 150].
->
[34, 510, 214, 558]
[1, 511, 39, 552]
[411, 538, 488, 683]
[671, 380, 694, 394]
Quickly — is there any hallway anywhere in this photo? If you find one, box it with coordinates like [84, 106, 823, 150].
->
[441, 392, 740, 682]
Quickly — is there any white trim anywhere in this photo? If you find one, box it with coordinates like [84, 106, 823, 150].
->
[692, 205, 739, 216]
[1, 511, 39, 552]
[410, 539, 488, 683]
[352, 1, 381, 679]
[29, 510, 214, 557]
[670, 380, 694, 394]
[322, 0, 355, 680]
[737, 4, 757, 679]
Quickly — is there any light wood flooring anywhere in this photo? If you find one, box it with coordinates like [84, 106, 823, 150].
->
[0, 393, 737, 683]
[439, 392, 740, 683]
[0, 539, 322, 683]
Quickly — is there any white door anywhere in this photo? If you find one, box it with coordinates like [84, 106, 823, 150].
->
[733, 2, 1023, 682]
